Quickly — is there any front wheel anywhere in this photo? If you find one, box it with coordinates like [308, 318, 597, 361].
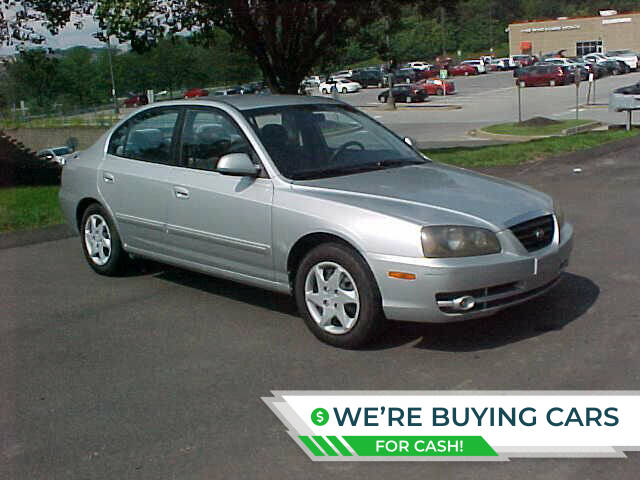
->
[80, 203, 128, 276]
[379, 96, 387, 103]
[295, 243, 385, 348]
[436, 88, 444, 96]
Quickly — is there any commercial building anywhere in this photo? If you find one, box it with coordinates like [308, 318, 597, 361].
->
[508, 11, 640, 57]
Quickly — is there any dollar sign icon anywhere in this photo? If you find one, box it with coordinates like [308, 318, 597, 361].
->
[311, 408, 329, 426]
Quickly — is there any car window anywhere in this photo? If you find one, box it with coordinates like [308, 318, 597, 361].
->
[180, 108, 255, 172]
[108, 107, 179, 164]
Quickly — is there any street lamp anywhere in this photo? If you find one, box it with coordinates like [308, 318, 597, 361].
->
[106, 36, 119, 115]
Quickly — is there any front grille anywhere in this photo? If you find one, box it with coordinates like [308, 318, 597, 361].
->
[509, 215, 554, 252]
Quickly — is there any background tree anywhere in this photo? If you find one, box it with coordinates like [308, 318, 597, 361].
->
[1, 0, 412, 94]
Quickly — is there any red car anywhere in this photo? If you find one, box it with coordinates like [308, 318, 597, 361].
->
[516, 65, 570, 87]
[448, 64, 477, 76]
[123, 93, 148, 108]
[184, 87, 209, 98]
[415, 78, 455, 96]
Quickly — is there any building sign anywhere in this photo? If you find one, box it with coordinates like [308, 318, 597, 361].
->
[521, 25, 581, 33]
[602, 18, 632, 25]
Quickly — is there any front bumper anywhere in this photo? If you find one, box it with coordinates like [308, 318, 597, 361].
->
[367, 222, 574, 323]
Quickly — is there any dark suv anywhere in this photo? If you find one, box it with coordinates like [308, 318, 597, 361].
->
[350, 69, 385, 88]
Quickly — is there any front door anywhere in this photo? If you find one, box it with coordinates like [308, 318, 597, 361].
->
[166, 107, 273, 281]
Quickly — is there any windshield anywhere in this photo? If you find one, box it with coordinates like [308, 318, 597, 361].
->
[53, 147, 72, 155]
[243, 104, 426, 180]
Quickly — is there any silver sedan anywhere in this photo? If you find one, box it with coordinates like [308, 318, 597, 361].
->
[59, 95, 573, 348]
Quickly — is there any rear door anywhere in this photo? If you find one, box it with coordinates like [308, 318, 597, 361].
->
[166, 106, 274, 281]
[99, 106, 181, 253]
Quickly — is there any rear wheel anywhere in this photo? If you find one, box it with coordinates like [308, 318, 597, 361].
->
[550, 80, 556, 87]
[342, 87, 348, 94]
[379, 96, 387, 103]
[406, 96, 412, 103]
[80, 203, 128, 276]
[294, 243, 385, 348]
[436, 88, 444, 96]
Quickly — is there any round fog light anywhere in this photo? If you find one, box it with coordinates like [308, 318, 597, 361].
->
[457, 296, 476, 311]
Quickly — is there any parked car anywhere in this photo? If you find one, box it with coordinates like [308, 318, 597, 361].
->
[59, 95, 572, 347]
[319, 78, 361, 94]
[538, 59, 587, 81]
[512, 55, 536, 67]
[378, 84, 428, 103]
[123, 93, 148, 108]
[461, 60, 486, 74]
[415, 78, 455, 96]
[583, 53, 609, 65]
[350, 69, 385, 88]
[406, 61, 431, 71]
[37, 146, 74, 166]
[331, 69, 353, 79]
[496, 57, 517, 70]
[606, 50, 639, 70]
[516, 65, 570, 87]
[184, 87, 209, 99]
[599, 59, 630, 76]
[448, 64, 478, 76]
[392, 67, 422, 83]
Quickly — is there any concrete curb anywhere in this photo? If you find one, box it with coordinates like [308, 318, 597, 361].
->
[0, 223, 75, 250]
[472, 121, 603, 142]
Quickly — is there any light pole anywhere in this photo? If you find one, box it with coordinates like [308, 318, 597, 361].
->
[106, 37, 119, 115]
[440, 7, 446, 57]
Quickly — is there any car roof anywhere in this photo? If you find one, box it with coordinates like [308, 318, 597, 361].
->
[166, 95, 345, 111]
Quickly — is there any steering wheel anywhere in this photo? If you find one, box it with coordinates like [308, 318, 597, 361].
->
[329, 141, 365, 163]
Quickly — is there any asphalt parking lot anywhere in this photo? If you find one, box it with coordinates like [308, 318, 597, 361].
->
[2, 135, 640, 479]
[324, 70, 640, 148]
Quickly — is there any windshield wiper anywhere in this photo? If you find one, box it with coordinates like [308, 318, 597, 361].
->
[292, 159, 425, 180]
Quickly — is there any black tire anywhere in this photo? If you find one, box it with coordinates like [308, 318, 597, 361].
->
[80, 203, 128, 276]
[379, 96, 387, 103]
[436, 88, 444, 96]
[294, 243, 385, 348]
[342, 87, 348, 94]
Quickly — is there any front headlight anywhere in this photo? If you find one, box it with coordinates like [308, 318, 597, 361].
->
[421, 226, 501, 258]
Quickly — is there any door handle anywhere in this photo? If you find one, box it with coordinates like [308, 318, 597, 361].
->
[173, 186, 190, 199]
[103, 172, 115, 183]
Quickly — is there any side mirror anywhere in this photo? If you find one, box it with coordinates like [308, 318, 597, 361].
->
[217, 153, 261, 177]
[403, 137, 417, 148]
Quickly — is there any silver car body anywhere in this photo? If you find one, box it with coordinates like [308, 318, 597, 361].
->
[60, 95, 573, 323]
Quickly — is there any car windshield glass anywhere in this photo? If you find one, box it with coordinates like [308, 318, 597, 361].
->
[53, 147, 72, 155]
[243, 104, 426, 180]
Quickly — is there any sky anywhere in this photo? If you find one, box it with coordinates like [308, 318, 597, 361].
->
[0, 12, 114, 56]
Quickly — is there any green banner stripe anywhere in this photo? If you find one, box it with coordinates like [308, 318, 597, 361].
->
[299, 436, 324, 457]
[327, 436, 353, 456]
[313, 436, 339, 456]
[342, 436, 497, 457]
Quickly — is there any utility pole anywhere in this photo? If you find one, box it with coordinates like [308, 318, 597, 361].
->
[107, 37, 119, 115]
[489, 2, 494, 52]
[441, 7, 446, 57]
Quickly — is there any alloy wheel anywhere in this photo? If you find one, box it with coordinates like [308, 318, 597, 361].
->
[84, 214, 112, 266]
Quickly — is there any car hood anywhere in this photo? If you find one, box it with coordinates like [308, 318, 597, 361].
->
[293, 163, 553, 231]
